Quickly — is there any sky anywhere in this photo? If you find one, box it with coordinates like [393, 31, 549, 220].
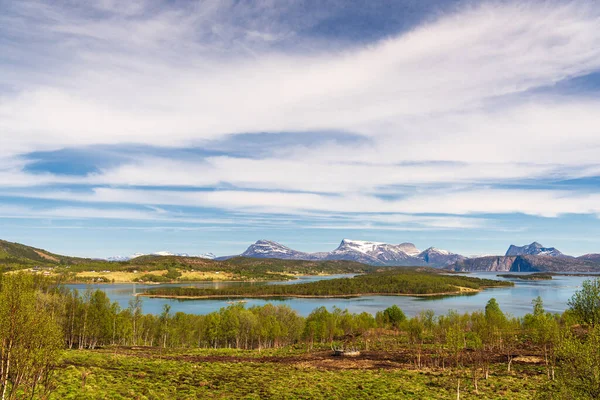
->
[2, 0, 600, 258]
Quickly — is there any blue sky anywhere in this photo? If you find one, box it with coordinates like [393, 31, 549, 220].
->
[2, 0, 600, 258]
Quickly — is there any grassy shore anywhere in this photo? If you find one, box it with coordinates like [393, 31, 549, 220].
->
[6, 256, 374, 284]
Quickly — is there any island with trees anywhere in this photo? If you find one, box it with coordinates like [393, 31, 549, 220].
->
[140, 268, 514, 299]
[496, 273, 554, 280]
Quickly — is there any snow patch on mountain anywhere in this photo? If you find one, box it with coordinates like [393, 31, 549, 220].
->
[106, 251, 216, 261]
[240, 240, 315, 260]
[505, 242, 564, 257]
[336, 239, 386, 255]
[230, 239, 461, 267]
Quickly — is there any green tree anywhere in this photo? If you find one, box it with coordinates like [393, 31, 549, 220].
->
[555, 324, 600, 399]
[568, 278, 600, 326]
[159, 304, 172, 348]
[128, 295, 143, 346]
[382, 305, 406, 329]
[0, 274, 62, 400]
[165, 268, 182, 281]
[407, 317, 425, 369]
[524, 297, 560, 380]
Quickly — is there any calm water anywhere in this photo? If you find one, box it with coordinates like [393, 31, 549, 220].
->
[65, 272, 599, 317]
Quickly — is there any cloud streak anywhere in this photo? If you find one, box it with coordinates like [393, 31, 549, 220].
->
[2, 0, 600, 255]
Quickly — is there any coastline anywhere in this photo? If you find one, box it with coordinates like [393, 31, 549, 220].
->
[136, 286, 489, 300]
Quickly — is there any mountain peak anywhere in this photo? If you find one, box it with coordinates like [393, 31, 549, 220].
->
[107, 251, 216, 261]
[505, 242, 563, 257]
[241, 240, 311, 260]
[397, 242, 420, 256]
[337, 239, 385, 254]
[422, 247, 450, 255]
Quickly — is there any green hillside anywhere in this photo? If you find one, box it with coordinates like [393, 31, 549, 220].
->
[0, 239, 376, 281]
[0, 239, 93, 267]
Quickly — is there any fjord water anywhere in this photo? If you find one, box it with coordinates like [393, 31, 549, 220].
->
[66, 272, 596, 317]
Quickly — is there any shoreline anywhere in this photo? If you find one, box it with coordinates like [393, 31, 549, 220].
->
[60, 273, 356, 285]
[137, 288, 491, 300]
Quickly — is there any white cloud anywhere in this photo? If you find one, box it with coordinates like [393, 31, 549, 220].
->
[2, 0, 600, 157]
[12, 186, 600, 219]
[2, 0, 600, 225]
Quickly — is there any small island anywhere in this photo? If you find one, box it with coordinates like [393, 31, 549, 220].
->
[140, 268, 514, 299]
[496, 273, 553, 280]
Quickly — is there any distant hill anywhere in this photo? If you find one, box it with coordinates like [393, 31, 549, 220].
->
[578, 253, 600, 263]
[0, 238, 376, 278]
[0, 239, 91, 266]
[450, 255, 600, 273]
[448, 241, 600, 272]
[107, 251, 216, 262]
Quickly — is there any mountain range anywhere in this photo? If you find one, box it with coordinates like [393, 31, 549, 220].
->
[221, 239, 465, 268]
[221, 239, 600, 272]
[451, 242, 600, 272]
[4, 236, 600, 273]
[106, 251, 216, 262]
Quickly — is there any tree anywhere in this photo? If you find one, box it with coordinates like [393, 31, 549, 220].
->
[0, 274, 62, 400]
[128, 296, 143, 346]
[382, 305, 406, 329]
[555, 324, 600, 399]
[501, 317, 521, 373]
[482, 298, 507, 379]
[568, 278, 600, 326]
[407, 317, 425, 368]
[524, 297, 559, 380]
[159, 304, 172, 348]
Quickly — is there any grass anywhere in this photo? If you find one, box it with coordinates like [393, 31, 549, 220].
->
[51, 348, 548, 399]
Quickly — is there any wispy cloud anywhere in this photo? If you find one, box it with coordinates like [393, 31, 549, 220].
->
[2, 0, 600, 255]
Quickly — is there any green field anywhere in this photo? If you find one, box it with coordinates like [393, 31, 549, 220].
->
[1, 268, 599, 399]
[53, 347, 548, 400]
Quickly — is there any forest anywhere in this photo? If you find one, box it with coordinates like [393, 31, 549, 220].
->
[141, 268, 514, 298]
[0, 273, 599, 399]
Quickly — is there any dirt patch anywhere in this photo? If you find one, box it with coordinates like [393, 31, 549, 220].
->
[179, 271, 236, 281]
[35, 250, 59, 262]
[513, 356, 545, 364]
[82, 347, 542, 372]
[92, 348, 416, 371]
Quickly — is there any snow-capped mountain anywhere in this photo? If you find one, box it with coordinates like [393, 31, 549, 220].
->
[240, 240, 317, 260]
[153, 251, 190, 257]
[325, 239, 427, 266]
[106, 251, 216, 261]
[227, 239, 463, 267]
[505, 242, 564, 257]
[397, 243, 421, 256]
[418, 247, 465, 266]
